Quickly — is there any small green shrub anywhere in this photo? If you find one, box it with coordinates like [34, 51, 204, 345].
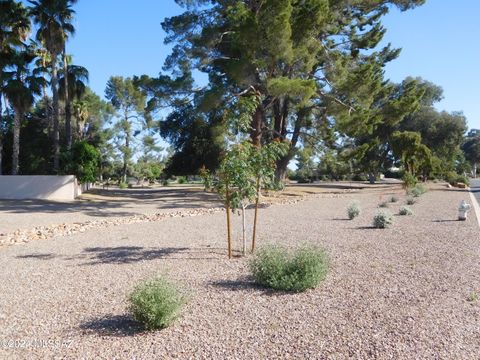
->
[399, 206, 413, 216]
[249, 245, 329, 292]
[406, 197, 416, 205]
[129, 277, 184, 330]
[390, 196, 399, 203]
[177, 176, 186, 184]
[119, 182, 128, 189]
[379, 201, 389, 208]
[467, 292, 478, 302]
[373, 210, 393, 228]
[409, 184, 427, 198]
[352, 174, 367, 182]
[347, 202, 361, 220]
[444, 171, 458, 185]
[456, 175, 470, 186]
[162, 179, 169, 186]
[402, 172, 417, 189]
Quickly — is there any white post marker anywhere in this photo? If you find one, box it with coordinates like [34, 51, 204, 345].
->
[458, 200, 472, 221]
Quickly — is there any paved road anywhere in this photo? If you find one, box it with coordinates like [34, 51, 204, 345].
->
[470, 179, 480, 205]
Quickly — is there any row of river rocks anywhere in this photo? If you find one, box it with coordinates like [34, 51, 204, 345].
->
[0, 194, 337, 247]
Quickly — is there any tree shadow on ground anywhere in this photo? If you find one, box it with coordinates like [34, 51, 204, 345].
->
[79, 315, 144, 337]
[209, 279, 256, 291]
[432, 219, 460, 223]
[353, 226, 377, 230]
[0, 188, 222, 217]
[80, 246, 190, 265]
[209, 278, 298, 296]
[16, 253, 56, 260]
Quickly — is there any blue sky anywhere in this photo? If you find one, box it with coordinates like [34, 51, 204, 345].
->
[65, 0, 480, 129]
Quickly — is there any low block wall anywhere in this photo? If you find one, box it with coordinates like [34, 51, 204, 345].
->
[0, 175, 82, 200]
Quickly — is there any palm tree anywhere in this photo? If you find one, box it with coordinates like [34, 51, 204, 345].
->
[3, 49, 44, 175]
[58, 61, 89, 146]
[0, 0, 31, 175]
[31, 39, 53, 138]
[29, 0, 77, 172]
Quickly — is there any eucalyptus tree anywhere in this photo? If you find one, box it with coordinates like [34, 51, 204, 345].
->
[154, 0, 425, 181]
[3, 49, 44, 175]
[105, 76, 149, 183]
[0, 0, 31, 175]
[29, 0, 77, 171]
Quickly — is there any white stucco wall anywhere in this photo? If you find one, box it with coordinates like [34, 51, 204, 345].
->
[0, 175, 80, 200]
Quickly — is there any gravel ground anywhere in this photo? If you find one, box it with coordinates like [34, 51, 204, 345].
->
[0, 185, 479, 359]
[0, 183, 355, 236]
[0, 186, 221, 235]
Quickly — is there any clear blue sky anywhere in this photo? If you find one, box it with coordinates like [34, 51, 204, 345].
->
[65, 0, 480, 129]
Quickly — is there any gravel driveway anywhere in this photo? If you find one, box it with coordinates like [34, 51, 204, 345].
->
[0, 185, 479, 359]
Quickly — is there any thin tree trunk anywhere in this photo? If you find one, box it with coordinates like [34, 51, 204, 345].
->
[63, 47, 72, 149]
[0, 135, 3, 176]
[65, 103, 72, 148]
[0, 93, 3, 175]
[242, 203, 246, 256]
[274, 109, 304, 182]
[251, 176, 260, 252]
[51, 57, 60, 173]
[225, 182, 232, 259]
[250, 105, 263, 147]
[12, 110, 21, 175]
[123, 130, 130, 184]
[43, 84, 52, 139]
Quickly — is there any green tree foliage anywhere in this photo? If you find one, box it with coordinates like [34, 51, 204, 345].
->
[3, 48, 44, 174]
[390, 131, 432, 176]
[29, 0, 77, 172]
[58, 61, 89, 147]
[295, 148, 316, 183]
[398, 78, 467, 178]
[105, 76, 149, 183]
[65, 140, 100, 183]
[154, 0, 425, 181]
[0, 0, 31, 175]
[462, 134, 480, 177]
[336, 77, 426, 181]
[159, 104, 224, 176]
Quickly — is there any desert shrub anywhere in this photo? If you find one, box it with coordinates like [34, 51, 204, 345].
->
[352, 174, 367, 182]
[390, 196, 399, 203]
[467, 292, 478, 302]
[129, 277, 184, 330]
[379, 201, 389, 208]
[347, 202, 361, 220]
[177, 176, 186, 184]
[399, 206, 413, 216]
[406, 197, 416, 205]
[444, 171, 458, 185]
[402, 172, 417, 189]
[373, 210, 393, 228]
[119, 182, 128, 189]
[456, 174, 470, 186]
[249, 245, 329, 292]
[409, 184, 427, 197]
[162, 179, 169, 186]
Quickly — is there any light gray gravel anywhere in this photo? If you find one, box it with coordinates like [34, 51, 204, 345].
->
[0, 186, 220, 235]
[0, 185, 479, 359]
